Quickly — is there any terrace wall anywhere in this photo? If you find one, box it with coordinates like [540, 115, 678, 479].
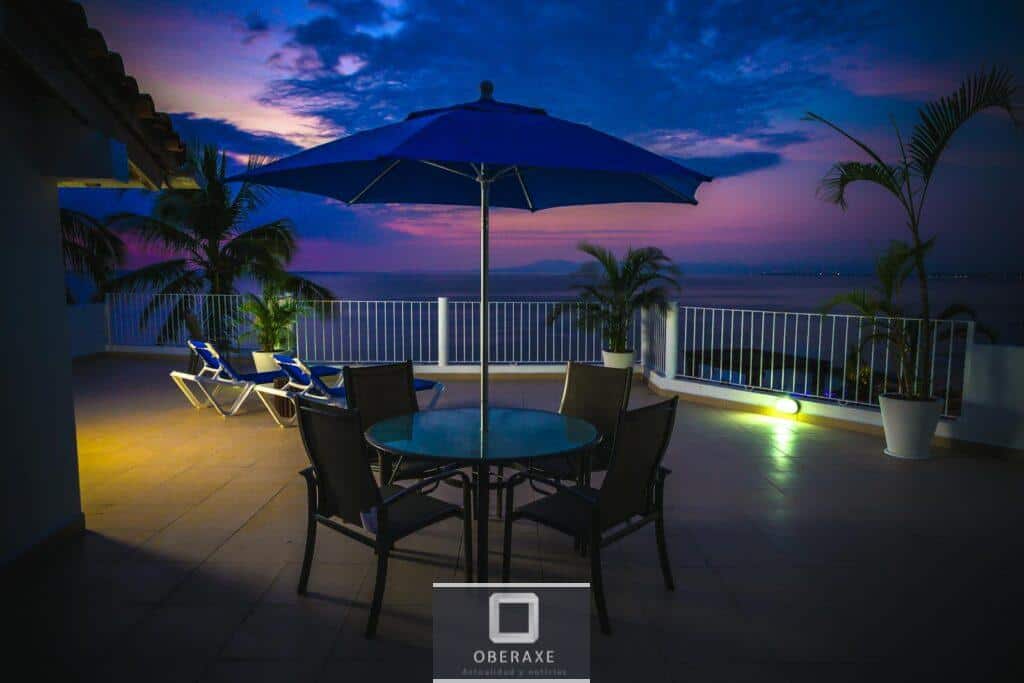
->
[1, 86, 82, 565]
[67, 304, 107, 358]
[956, 344, 1024, 450]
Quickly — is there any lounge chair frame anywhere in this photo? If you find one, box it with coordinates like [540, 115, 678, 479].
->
[170, 340, 282, 417]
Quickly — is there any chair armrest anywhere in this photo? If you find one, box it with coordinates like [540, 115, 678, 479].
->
[507, 471, 598, 505]
[380, 465, 468, 507]
[299, 466, 316, 483]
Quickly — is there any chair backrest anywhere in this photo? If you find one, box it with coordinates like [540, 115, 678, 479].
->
[598, 397, 678, 528]
[342, 361, 419, 429]
[296, 398, 381, 525]
[558, 361, 632, 446]
[188, 339, 242, 381]
[274, 353, 331, 394]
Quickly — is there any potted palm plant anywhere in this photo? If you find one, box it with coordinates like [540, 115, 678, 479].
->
[550, 242, 680, 369]
[107, 144, 333, 346]
[823, 243, 993, 458]
[807, 67, 1018, 459]
[238, 284, 307, 373]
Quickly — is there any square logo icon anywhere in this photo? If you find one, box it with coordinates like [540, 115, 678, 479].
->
[433, 582, 590, 682]
[488, 593, 539, 644]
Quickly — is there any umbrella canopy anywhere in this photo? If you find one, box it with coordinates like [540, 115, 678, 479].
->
[231, 82, 711, 428]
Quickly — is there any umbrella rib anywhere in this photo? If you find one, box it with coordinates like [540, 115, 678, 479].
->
[349, 159, 402, 204]
[514, 167, 535, 211]
[420, 160, 476, 180]
[644, 174, 698, 205]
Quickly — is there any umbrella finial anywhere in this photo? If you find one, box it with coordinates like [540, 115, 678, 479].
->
[479, 80, 494, 100]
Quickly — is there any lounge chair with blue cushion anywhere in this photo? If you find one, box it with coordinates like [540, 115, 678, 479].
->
[170, 340, 339, 418]
[253, 354, 341, 426]
[255, 354, 444, 427]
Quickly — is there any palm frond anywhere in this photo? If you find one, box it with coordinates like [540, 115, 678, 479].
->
[817, 161, 906, 210]
[820, 290, 881, 316]
[112, 212, 196, 254]
[60, 210, 126, 289]
[554, 242, 679, 352]
[935, 302, 978, 321]
[224, 220, 297, 269]
[909, 67, 1019, 183]
[274, 272, 335, 300]
[804, 112, 904, 176]
[106, 259, 192, 294]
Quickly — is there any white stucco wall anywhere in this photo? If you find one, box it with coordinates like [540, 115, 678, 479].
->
[68, 303, 107, 358]
[950, 344, 1024, 450]
[648, 342, 1024, 453]
[1, 81, 83, 564]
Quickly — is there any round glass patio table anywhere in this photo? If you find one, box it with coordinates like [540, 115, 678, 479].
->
[366, 407, 599, 580]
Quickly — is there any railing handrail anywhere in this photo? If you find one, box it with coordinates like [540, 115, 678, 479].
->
[105, 293, 972, 418]
[678, 303, 930, 324]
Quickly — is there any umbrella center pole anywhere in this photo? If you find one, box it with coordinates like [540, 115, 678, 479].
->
[478, 169, 491, 433]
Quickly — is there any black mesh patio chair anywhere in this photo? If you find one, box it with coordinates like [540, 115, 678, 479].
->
[342, 361, 455, 484]
[295, 398, 472, 638]
[502, 397, 678, 635]
[530, 361, 632, 485]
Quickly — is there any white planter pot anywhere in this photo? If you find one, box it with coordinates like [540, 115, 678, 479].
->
[601, 350, 634, 369]
[251, 351, 280, 375]
[878, 394, 942, 460]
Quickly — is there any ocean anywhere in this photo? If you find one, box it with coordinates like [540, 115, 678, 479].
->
[298, 272, 1024, 345]
[72, 272, 1024, 345]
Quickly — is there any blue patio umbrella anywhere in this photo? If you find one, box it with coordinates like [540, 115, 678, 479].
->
[231, 82, 711, 426]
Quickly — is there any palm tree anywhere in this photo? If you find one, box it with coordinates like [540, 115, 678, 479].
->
[549, 242, 680, 354]
[60, 208, 125, 303]
[236, 281, 308, 353]
[822, 241, 994, 396]
[109, 144, 332, 345]
[805, 67, 1019, 398]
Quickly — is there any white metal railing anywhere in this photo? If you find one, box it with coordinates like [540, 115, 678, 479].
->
[106, 292, 250, 349]
[670, 305, 973, 418]
[105, 294, 973, 417]
[298, 300, 438, 364]
[105, 294, 640, 366]
[448, 300, 640, 365]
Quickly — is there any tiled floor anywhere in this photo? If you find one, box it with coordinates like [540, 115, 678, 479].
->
[12, 356, 1024, 681]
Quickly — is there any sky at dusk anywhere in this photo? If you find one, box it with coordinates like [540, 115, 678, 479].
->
[62, 0, 1024, 273]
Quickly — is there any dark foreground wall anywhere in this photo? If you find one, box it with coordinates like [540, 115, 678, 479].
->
[0, 72, 83, 564]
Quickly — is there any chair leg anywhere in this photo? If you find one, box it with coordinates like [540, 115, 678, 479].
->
[297, 514, 316, 594]
[170, 374, 205, 409]
[462, 488, 474, 581]
[495, 466, 504, 520]
[655, 513, 674, 591]
[590, 527, 611, 635]
[227, 383, 255, 416]
[366, 547, 389, 638]
[255, 389, 295, 428]
[502, 484, 515, 581]
[576, 464, 588, 556]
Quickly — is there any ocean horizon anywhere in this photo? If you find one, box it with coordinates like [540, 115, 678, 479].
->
[71, 270, 1024, 345]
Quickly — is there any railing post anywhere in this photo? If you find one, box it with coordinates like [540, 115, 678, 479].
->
[959, 321, 976, 419]
[437, 297, 449, 368]
[104, 293, 112, 348]
[640, 306, 649, 370]
[664, 302, 679, 378]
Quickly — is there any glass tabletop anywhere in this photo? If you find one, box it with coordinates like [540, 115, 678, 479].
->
[365, 407, 600, 462]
